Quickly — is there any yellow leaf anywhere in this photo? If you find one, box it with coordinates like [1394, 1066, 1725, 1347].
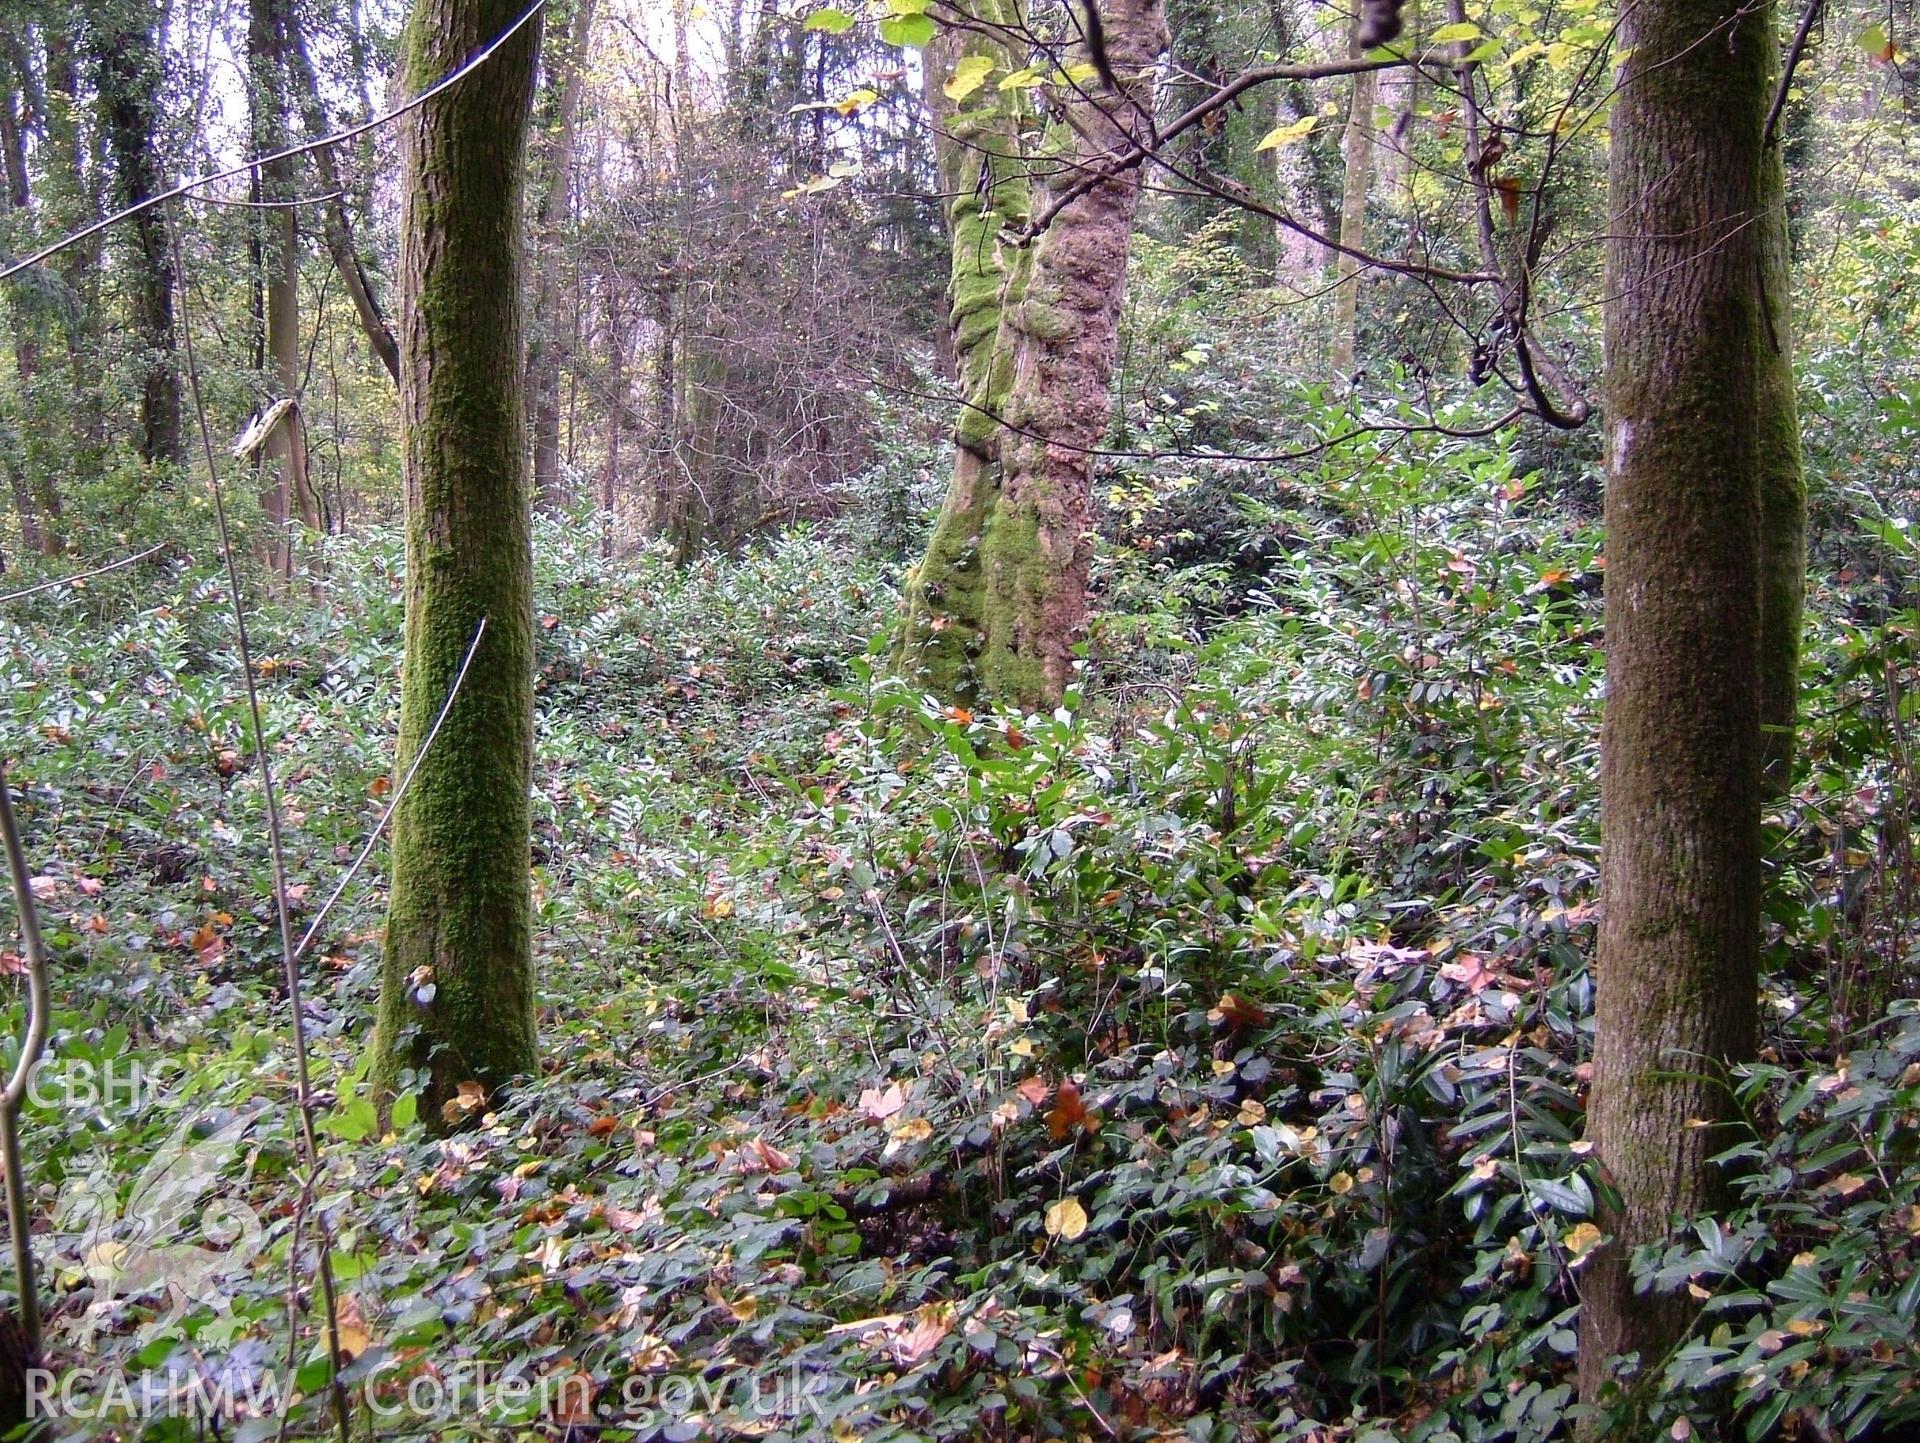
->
[1562, 1221, 1603, 1259]
[1044, 1197, 1089, 1241]
[944, 54, 995, 101]
[1329, 1170, 1354, 1195]
[1255, 114, 1317, 152]
[889, 1116, 933, 1144]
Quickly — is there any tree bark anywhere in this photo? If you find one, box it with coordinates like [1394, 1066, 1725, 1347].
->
[892, 2, 1034, 702]
[527, 0, 597, 511]
[1577, 0, 1776, 1410]
[252, 0, 318, 575]
[977, 0, 1169, 708]
[43, 24, 105, 462]
[0, 55, 62, 554]
[93, 1, 182, 470]
[1330, 18, 1376, 382]
[1757, 129, 1804, 795]
[283, 1, 402, 384]
[375, 0, 543, 1121]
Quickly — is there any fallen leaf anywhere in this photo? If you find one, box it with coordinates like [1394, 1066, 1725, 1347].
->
[859, 1082, 907, 1121]
[1046, 1080, 1091, 1141]
[1210, 992, 1269, 1029]
[441, 1080, 487, 1126]
[889, 1305, 951, 1366]
[889, 1116, 933, 1144]
[1044, 1197, 1089, 1241]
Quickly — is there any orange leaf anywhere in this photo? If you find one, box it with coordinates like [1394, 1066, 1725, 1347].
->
[1046, 1080, 1092, 1141]
[586, 1114, 619, 1137]
[1014, 1076, 1050, 1106]
[368, 776, 392, 798]
[1494, 175, 1522, 224]
[1211, 992, 1269, 1029]
[190, 923, 224, 963]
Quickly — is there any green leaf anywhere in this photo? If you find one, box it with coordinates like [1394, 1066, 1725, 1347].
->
[1860, 23, 1891, 58]
[322, 1095, 378, 1143]
[1429, 19, 1482, 42]
[945, 54, 996, 101]
[391, 1090, 418, 1130]
[879, 12, 936, 47]
[998, 65, 1044, 89]
[802, 6, 855, 32]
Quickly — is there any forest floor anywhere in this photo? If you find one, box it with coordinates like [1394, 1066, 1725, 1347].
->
[4, 442, 1917, 1442]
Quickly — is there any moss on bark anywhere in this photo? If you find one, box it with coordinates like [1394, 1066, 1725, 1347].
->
[975, 0, 1168, 711]
[373, 0, 543, 1123]
[894, 3, 1033, 703]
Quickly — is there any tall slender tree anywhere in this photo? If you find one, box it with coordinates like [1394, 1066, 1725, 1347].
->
[1576, 0, 1787, 1411]
[92, 0, 181, 470]
[1758, 126, 1805, 794]
[1330, 15, 1376, 381]
[527, 0, 597, 511]
[250, 0, 318, 572]
[374, 0, 543, 1120]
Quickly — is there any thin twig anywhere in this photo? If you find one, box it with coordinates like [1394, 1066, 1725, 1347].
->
[1765, 0, 1824, 148]
[166, 208, 353, 1443]
[0, 543, 172, 604]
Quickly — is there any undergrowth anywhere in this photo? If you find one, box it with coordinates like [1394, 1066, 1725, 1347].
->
[2, 423, 1919, 1441]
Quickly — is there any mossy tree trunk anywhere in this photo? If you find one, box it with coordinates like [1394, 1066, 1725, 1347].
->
[93, 1, 182, 471]
[0, 63, 63, 556]
[1577, 0, 1780, 1410]
[979, 0, 1169, 708]
[375, 0, 543, 1121]
[892, 1, 1033, 702]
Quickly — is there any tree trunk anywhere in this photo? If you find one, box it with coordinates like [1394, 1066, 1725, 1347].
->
[1330, 18, 1376, 382]
[284, 1, 402, 384]
[0, 59, 62, 554]
[1757, 132, 1804, 795]
[93, 2, 182, 470]
[252, 0, 317, 575]
[976, 0, 1169, 708]
[43, 24, 105, 463]
[892, 2, 1034, 702]
[527, 0, 597, 511]
[374, 0, 543, 1122]
[1577, 0, 1775, 1410]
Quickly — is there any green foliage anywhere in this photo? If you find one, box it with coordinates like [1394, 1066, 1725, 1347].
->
[6, 404, 1920, 1440]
